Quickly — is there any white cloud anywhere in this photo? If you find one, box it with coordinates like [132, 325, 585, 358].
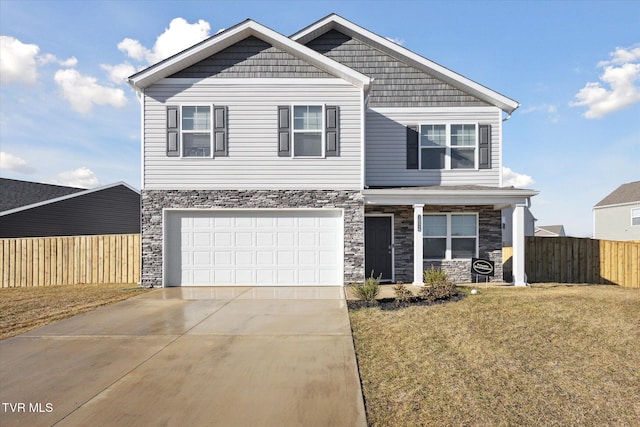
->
[118, 17, 211, 65]
[0, 36, 39, 84]
[101, 62, 136, 84]
[519, 103, 560, 123]
[54, 68, 127, 114]
[0, 151, 35, 174]
[50, 167, 100, 188]
[571, 45, 640, 119]
[503, 166, 535, 188]
[36, 53, 77, 67]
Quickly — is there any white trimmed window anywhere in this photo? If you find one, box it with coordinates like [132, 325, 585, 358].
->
[182, 106, 211, 157]
[420, 124, 477, 169]
[293, 105, 323, 157]
[632, 207, 640, 226]
[423, 213, 478, 260]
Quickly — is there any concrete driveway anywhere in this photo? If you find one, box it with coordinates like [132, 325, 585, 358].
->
[0, 287, 366, 427]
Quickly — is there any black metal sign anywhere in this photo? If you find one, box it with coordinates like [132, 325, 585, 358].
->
[471, 258, 494, 276]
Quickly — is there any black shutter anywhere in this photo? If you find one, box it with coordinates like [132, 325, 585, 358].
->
[277, 106, 291, 157]
[213, 105, 227, 157]
[406, 125, 419, 169]
[166, 106, 180, 157]
[479, 124, 491, 169]
[325, 106, 339, 157]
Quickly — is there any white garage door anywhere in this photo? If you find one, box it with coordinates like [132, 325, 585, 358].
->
[165, 210, 343, 286]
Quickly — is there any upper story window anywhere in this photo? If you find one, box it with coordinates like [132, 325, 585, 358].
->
[423, 213, 478, 260]
[420, 124, 477, 169]
[277, 105, 340, 158]
[182, 106, 211, 157]
[166, 105, 227, 158]
[293, 105, 323, 157]
[632, 207, 640, 226]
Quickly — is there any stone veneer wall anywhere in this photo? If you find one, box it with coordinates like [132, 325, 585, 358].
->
[365, 205, 503, 283]
[141, 190, 364, 287]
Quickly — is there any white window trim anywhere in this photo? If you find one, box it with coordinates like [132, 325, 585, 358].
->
[632, 207, 640, 226]
[423, 213, 479, 261]
[180, 104, 213, 159]
[419, 122, 479, 170]
[291, 104, 325, 158]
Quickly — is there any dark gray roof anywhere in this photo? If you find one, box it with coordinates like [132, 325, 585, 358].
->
[0, 178, 85, 212]
[594, 181, 640, 207]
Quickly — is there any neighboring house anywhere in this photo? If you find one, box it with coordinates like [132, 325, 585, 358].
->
[593, 181, 640, 241]
[0, 178, 140, 238]
[502, 205, 536, 246]
[535, 225, 566, 237]
[127, 14, 537, 287]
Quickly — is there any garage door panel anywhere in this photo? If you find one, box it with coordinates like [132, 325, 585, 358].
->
[165, 210, 342, 286]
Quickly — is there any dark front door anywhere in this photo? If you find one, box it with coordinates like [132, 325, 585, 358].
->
[364, 216, 393, 282]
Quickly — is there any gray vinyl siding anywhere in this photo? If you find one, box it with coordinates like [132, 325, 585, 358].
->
[143, 79, 362, 190]
[306, 30, 490, 108]
[594, 203, 640, 241]
[0, 185, 140, 238]
[170, 36, 333, 79]
[365, 107, 502, 187]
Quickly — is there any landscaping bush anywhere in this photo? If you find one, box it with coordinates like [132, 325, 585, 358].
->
[419, 267, 457, 302]
[392, 283, 413, 306]
[351, 271, 381, 303]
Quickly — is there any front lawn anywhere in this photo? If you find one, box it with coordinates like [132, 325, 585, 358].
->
[349, 284, 640, 426]
[0, 283, 149, 340]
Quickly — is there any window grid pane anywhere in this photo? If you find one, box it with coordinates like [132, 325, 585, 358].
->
[451, 215, 476, 236]
[294, 133, 322, 156]
[424, 215, 447, 236]
[452, 238, 476, 259]
[420, 125, 446, 147]
[451, 148, 475, 169]
[294, 106, 322, 130]
[451, 124, 476, 146]
[424, 238, 446, 259]
[182, 106, 211, 131]
[421, 148, 446, 169]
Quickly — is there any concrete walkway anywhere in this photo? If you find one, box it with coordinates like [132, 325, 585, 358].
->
[0, 287, 366, 427]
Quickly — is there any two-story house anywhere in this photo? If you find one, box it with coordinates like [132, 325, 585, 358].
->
[127, 14, 537, 288]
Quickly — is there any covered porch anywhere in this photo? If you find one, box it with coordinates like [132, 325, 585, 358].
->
[362, 186, 538, 286]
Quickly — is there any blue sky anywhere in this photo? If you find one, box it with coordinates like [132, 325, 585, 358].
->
[1, 0, 639, 237]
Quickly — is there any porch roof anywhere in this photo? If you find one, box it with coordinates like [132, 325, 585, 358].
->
[362, 185, 538, 209]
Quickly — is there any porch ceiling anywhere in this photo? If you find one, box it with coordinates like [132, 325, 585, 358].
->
[362, 185, 538, 209]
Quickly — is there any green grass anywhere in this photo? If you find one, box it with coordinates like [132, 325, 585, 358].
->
[0, 283, 149, 340]
[349, 284, 640, 426]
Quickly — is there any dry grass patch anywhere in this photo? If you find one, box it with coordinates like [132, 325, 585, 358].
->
[0, 283, 149, 340]
[349, 284, 640, 426]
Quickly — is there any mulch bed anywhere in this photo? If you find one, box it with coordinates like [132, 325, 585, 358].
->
[347, 293, 466, 311]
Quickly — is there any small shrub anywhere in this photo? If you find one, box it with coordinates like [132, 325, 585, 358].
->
[352, 271, 381, 302]
[423, 265, 448, 285]
[393, 283, 413, 306]
[419, 267, 458, 302]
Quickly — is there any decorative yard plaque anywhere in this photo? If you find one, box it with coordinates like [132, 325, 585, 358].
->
[471, 258, 495, 277]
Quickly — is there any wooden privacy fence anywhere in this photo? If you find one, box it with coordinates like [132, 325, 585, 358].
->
[503, 236, 639, 288]
[1, 234, 140, 287]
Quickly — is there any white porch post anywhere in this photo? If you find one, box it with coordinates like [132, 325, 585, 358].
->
[413, 204, 424, 286]
[512, 204, 528, 286]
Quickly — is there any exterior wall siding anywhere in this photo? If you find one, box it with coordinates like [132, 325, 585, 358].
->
[170, 36, 333, 79]
[365, 205, 503, 283]
[365, 107, 503, 187]
[306, 30, 490, 108]
[0, 186, 140, 238]
[141, 189, 364, 287]
[594, 203, 640, 241]
[143, 80, 362, 190]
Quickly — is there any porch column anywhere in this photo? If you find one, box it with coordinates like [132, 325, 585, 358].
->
[512, 204, 528, 286]
[413, 204, 424, 286]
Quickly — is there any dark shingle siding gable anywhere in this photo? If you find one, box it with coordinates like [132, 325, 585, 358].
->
[305, 30, 490, 108]
[170, 36, 333, 79]
[0, 185, 140, 238]
[0, 178, 84, 212]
